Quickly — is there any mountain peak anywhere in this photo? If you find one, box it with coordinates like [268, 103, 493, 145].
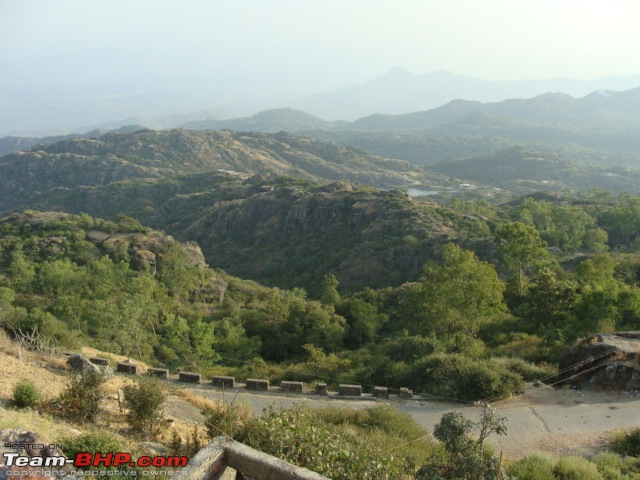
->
[384, 67, 415, 78]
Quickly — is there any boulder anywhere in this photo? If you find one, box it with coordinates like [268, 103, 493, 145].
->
[559, 332, 640, 390]
[66, 354, 99, 373]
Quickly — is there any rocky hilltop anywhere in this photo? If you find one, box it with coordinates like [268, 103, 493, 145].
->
[0, 129, 448, 214]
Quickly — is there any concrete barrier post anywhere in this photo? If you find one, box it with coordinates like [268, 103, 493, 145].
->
[89, 357, 109, 366]
[280, 381, 303, 392]
[116, 362, 137, 375]
[246, 379, 269, 390]
[212, 376, 235, 388]
[373, 386, 388, 398]
[315, 383, 327, 395]
[399, 387, 413, 398]
[147, 368, 169, 379]
[179, 372, 201, 383]
[338, 384, 362, 396]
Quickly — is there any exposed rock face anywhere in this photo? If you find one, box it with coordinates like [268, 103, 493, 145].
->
[133, 248, 157, 274]
[559, 332, 640, 390]
[182, 241, 207, 269]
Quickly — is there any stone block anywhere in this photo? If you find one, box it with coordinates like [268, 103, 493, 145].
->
[280, 381, 303, 392]
[211, 376, 235, 388]
[148, 368, 169, 379]
[179, 372, 201, 383]
[373, 386, 388, 398]
[116, 362, 137, 375]
[399, 387, 413, 398]
[315, 383, 328, 395]
[338, 384, 362, 396]
[246, 379, 269, 390]
[89, 357, 109, 366]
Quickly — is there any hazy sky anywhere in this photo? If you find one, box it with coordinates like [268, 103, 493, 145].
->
[1, 0, 640, 132]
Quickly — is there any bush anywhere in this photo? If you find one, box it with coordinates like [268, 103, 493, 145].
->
[492, 356, 557, 382]
[122, 375, 169, 438]
[592, 452, 625, 480]
[611, 428, 640, 457]
[409, 353, 523, 401]
[507, 454, 556, 479]
[61, 432, 132, 480]
[61, 431, 125, 458]
[235, 406, 410, 479]
[553, 456, 604, 480]
[58, 369, 108, 421]
[12, 380, 40, 408]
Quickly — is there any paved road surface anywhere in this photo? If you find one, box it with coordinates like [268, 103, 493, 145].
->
[164, 383, 640, 459]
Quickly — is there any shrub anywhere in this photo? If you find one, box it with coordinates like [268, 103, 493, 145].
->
[12, 380, 40, 408]
[409, 353, 523, 401]
[122, 375, 169, 438]
[492, 356, 557, 382]
[592, 452, 625, 480]
[61, 431, 125, 458]
[235, 406, 409, 479]
[202, 400, 251, 440]
[610, 428, 640, 457]
[553, 456, 604, 480]
[61, 432, 132, 480]
[58, 369, 108, 421]
[507, 454, 556, 479]
[417, 407, 508, 480]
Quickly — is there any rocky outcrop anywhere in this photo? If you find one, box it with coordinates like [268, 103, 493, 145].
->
[559, 332, 640, 390]
[66, 354, 100, 373]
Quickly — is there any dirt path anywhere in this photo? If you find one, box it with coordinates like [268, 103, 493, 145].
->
[174, 382, 640, 460]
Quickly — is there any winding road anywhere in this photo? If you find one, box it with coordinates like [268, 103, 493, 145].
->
[163, 382, 640, 459]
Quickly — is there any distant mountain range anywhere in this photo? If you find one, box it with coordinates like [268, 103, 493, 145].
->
[285, 68, 640, 121]
[4, 68, 639, 137]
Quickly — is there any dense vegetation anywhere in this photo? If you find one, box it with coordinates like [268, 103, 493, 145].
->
[2, 122, 640, 477]
[3, 187, 640, 402]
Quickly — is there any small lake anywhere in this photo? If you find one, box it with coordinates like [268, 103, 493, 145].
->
[406, 188, 439, 197]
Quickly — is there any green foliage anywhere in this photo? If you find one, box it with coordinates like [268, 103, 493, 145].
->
[507, 454, 556, 479]
[404, 243, 506, 337]
[160, 315, 219, 370]
[320, 273, 340, 309]
[12, 380, 40, 408]
[611, 428, 640, 457]
[58, 369, 109, 422]
[417, 406, 508, 480]
[60, 431, 134, 479]
[592, 452, 627, 480]
[234, 405, 421, 479]
[495, 221, 551, 298]
[61, 431, 125, 458]
[408, 353, 523, 401]
[122, 375, 169, 438]
[553, 456, 605, 480]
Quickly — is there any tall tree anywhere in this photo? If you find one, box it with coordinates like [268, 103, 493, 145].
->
[405, 244, 506, 337]
[495, 222, 550, 298]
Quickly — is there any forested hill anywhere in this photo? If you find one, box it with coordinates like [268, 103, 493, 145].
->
[0, 129, 448, 213]
[5, 172, 457, 292]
